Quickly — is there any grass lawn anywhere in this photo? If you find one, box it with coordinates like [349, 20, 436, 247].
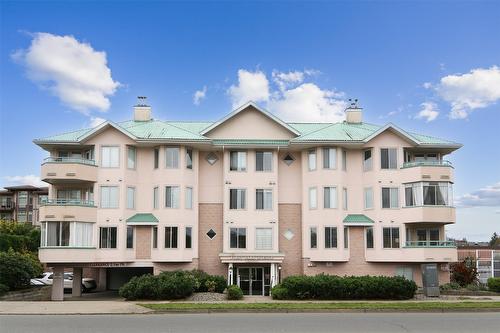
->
[140, 301, 500, 311]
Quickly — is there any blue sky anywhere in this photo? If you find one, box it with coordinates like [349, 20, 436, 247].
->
[0, 1, 499, 240]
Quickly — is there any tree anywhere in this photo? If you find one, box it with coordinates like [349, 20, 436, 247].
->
[0, 220, 40, 253]
[450, 258, 478, 286]
[490, 232, 500, 247]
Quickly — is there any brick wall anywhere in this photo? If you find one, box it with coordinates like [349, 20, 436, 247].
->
[198, 203, 226, 277]
[278, 204, 303, 278]
[135, 226, 151, 259]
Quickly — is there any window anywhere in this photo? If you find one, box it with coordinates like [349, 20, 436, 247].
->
[164, 226, 178, 248]
[165, 186, 180, 208]
[206, 152, 218, 165]
[229, 189, 246, 209]
[381, 148, 398, 169]
[153, 187, 159, 209]
[100, 186, 119, 208]
[166, 147, 179, 168]
[342, 149, 347, 171]
[41, 221, 92, 247]
[127, 187, 135, 209]
[283, 153, 295, 166]
[126, 226, 134, 249]
[154, 148, 159, 169]
[99, 227, 117, 248]
[310, 227, 317, 249]
[309, 187, 317, 209]
[152, 226, 158, 249]
[185, 227, 192, 249]
[325, 227, 338, 248]
[101, 146, 119, 168]
[382, 187, 399, 209]
[256, 228, 272, 250]
[18, 191, 28, 206]
[342, 188, 348, 210]
[256, 189, 272, 210]
[344, 227, 349, 248]
[186, 148, 193, 169]
[255, 151, 273, 171]
[366, 227, 374, 249]
[323, 187, 337, 209]
[396, 267, 414, 281]
[185, 187, 193, 209]
[206, 229, 216, 239]
[127, 146, 136, 169]
[229, 228, 246, 248]
[308, 150, 317, 171]
[364, 188, 374, 209]
[323, 148, 337, 169]
[404, 182, 453, 206]
[230, 151, 247, 171]
[17, 210, 27, 222]
[363, 149, 372, 171]
[383, 227, 400, 248]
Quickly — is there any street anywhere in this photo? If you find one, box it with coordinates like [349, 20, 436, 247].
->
[1, 313, 499, 333]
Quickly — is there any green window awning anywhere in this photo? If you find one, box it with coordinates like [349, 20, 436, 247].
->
[126, 213, 159, 225]
[343, 214, 374, 226]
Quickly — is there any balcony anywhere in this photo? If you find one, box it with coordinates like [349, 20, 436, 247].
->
[402, 160, 453, 168]
[404, 240, 456, 248]
[366, 244, 457, 263]
[39, 199, 97, 222]
[400, 161, 453, 183]
[401, 206, 455, 224]
[41, 157, 98, 184]
[0, 202, 14, 211]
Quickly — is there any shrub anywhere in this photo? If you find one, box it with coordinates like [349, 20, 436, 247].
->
[0, 249, 43, 290]
[271, 274, 417, 300]
[227, 285, 243, 300]
[440, 282, 461, 291]
[450, 259, 478, 287]
[465, 283, 480, 291]
[0, 221, 40, 253]
[487, 278, 500, 292]
[119, 271, 196, 300]
[188, 270, 226, 293]
[0, 283, 8, 296]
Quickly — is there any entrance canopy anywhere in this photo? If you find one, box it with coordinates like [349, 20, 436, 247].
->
[219, 253, 285, 264]
[126, 213, 159, 225]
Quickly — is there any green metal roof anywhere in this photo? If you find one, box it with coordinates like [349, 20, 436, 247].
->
[126, 213, 159, 224]
[212, 139, 290, 146]
[343, 214, 374, 224]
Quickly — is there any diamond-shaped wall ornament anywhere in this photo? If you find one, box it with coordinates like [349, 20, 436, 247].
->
[206, 152, 218, 165]
[206, 229, 217, 239]
[283, 229, 294, 240]
[283, 154, 295, 166]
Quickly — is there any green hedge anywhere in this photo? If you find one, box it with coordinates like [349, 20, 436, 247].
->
[488, 277, 500, 292]
[0, 249, 43, 291]
[227, 285, 243, 300]
[119, 270, 227, 300]
[271, 274, 417, 300]
[0, 221, 40, 253]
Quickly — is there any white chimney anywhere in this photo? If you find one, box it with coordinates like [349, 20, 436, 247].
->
[134, 96, 152, 121]
[345, 98, 362, 124]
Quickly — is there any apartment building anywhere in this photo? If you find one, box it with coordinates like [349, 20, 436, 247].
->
[0, 185, 48, 224]
[34, 99, 461, 300]
[458, 248, 500, 283]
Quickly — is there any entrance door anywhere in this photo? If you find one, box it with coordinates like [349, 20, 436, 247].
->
[237, 267, 264, 296]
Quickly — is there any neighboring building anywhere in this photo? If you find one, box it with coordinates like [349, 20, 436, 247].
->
[34, 98, 461, 300]
[457, 247, 500, 283]
[0, 185, 48, 224]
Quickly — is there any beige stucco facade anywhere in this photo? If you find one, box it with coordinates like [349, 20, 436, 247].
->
[35, 101, 461, 298]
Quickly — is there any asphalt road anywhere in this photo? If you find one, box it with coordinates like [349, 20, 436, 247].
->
[1, 313, 499, 333]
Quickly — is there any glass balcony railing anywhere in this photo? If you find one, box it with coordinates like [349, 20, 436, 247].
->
[404, 240, 456, 248]
[40, 199, 96, 207]
[43, 157, 96, 166]
[402, 160, 452, 168]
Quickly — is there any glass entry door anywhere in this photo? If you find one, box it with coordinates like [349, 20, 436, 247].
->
[237, 267, 264, 296]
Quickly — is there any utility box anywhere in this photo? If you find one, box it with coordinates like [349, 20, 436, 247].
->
[421, 264, 440, 297]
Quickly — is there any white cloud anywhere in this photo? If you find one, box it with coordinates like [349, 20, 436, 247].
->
[415, 102, 439, 122]
[455, 181, 500, 208]
[435, 66, 500, 119]
[89, 116, 106, 127]
[422, 82, 432, 89]
[12, 32, 120, 113]
[228, 69, 270, 108]
[193, 86, 207, 105]
[227, 69, 347, 122]
[4, 175, 47, 187]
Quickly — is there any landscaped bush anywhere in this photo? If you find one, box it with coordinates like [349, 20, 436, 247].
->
[0, 283, 8, 296]
[0, 249, 43, 291]
[487, 278, 500, 292]
[0, 221, 40, 253]
[118, 270, 227, 300]
[227, 285, 243, 300]
[439, 282, 461, 291]
[271, 274, 417, 300]
[450, 259, 478, 287]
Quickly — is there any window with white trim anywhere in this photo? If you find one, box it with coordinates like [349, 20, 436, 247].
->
[342, 149, 347, 171]
[230, 228, 246, 249]
[154, 148, 159, 169]
[366, 227, 374, 249]
[127, 187, 135, 209]
[323, 148, 337, 169]
[127, 146, 136, 169]
[364, 187, 373, 209]
[229, 189, 246, 210]
[152, 226, 158, 249]
[323, 187, 337, 209]
[164, 226, 178, 248]
[185, 227, 192, 249]
[383, 227, 400, 248]
[382, 187, 399, 209]
[255, 228, 272, 250]
[308, 149, 316, 171]
[309, 187, 317, 209]
[186, 148, 193, 169]
[324, 227, 337, 248]
[100, 186, 119, 208]
[153, 187, 159, 209]
[230, 151, 247, 171]
[310, 227, 317, 249]
[126, 226, 134, 249]
[381, 148, 398, 169]
[256, 189, 272, 210]
[101, 146, 119, 168]
[185, 187, 193, 209]
[41, 221, 93, 247]
[344, 227, 349, 248]
[342, 187, 348, 210]
[363, 149, 372, 171]
[165, 186, 180, 208]
[166, 147, 179, 169]
[256, 151, 273, 172]
[99, 227, 117, 248]
[404, 182, 453, 206]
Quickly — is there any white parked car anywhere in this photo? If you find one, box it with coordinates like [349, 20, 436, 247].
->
[30, 272, 97, 292]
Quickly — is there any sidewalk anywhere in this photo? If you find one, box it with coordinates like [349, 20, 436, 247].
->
[0, 301, 152, 315]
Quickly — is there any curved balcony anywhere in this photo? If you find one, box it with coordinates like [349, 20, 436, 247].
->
[400, 160, 453, 183]
[41, 157, 98, 184]
[39, 199, 97, 222]
[401, 206, 455, 224]
[404, 240, 456, 248]
[366, 244, 457, 263]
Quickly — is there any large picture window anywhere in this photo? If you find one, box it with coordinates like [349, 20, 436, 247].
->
[166, 147, 180, 169]
[255, 228, 272, 250]
[100, 186, 119, 208]
[41, 221, 93, 247]
[323, 187, 337, 209]
[383, 227, 400, 248]
[101, 146, 119, 168]
[404, 182, 453, 206]
[380, 148, 397, 169]
[165, 186, 180, 208]
[382, 187, 399, 208]
[99, 227, 117, 249]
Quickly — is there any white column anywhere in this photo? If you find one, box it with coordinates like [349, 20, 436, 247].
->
[227, 263, 233, 285]
[72, 267, 82, 297]
[492, 250, 495, 279]
[270, 263, 277, 288]
[51, 266, 64, 301]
